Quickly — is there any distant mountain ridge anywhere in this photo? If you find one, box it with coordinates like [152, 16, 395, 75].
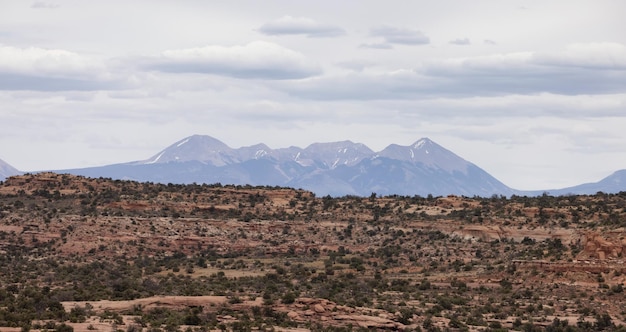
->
[0, 158, 21, 181]
[58, 135, 516, 197]
[542, 170, 626, 196]
[139, 135, 375, 169]
[30, 134, 626, 197]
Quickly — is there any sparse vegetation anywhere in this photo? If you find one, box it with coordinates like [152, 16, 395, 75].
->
[0, 173, 625, 331]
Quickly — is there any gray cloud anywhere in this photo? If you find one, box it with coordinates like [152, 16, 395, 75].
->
[0, 73, 116, 91]
[532, 42, 626, 70]
[358, 43, 393, 50]
[423, 49, 626, 95]
[258, 16, 345, 38]
[449, 38, 470, 45]
[335, 60, 376, 72]
[282, 44, 626, 100]
[143, 41, 321, 80]
[369, 26, 430, 45]
[282, 71, 428, 100]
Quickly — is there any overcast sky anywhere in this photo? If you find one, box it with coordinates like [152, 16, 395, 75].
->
[1, 1, 626, 190]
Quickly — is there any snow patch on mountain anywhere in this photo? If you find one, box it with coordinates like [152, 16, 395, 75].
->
[255, 150, 267, 159]
[146, 152, 165, 164]
[414, 139, 427, 149]
[177, 138, 190, 147]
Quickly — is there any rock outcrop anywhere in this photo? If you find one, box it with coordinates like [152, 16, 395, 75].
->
[580, 231, 626, 260]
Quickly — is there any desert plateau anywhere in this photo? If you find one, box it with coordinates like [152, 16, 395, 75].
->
[0, 172, 625, 331]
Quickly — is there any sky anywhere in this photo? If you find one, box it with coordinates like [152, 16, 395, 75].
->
[1, 1, 626, 190]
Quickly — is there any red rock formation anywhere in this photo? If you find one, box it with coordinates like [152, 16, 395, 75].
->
[580, 232, 626, 260]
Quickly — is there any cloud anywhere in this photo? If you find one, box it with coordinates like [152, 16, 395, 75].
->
[0, 45, 103, 78]
[0, 45, 116, 91]
[282, 43, 626, 100]
[358, 43, 393, 50]
[143, 41, 321, 80]
[484, 39, 497, 45]
[258, 16, 345, 38]
[282, 70, 431, 100]
[0, 74, 113, 91]
[335, 60, 376, 72]
[31, 2, 59, 9]
[422, 45, 626, 95]
[369, 26, 430, 45]
[533, 42, 626, 70]
[405, 93, 626, 119]
[449, 38, 470, 45]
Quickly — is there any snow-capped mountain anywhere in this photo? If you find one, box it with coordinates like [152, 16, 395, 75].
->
[140, 135, 374, 170]
[0, 158, 21, 181]
[142, 135, 235, 166]
[51, 134, 626, 197]
[377, 138, 471, 173]
[311, 138, 516, 196]
[295, 141, 374, 168]
[59, 135, 516, 197]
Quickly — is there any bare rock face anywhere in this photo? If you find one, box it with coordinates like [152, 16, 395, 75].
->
[313, 303, 326, 313]
[283, 298, 406, 330]
[452, 224, 578, 244]
[581, 231, 626, 260]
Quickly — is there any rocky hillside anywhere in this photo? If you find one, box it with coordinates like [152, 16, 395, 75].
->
[0, 173, 625, 331]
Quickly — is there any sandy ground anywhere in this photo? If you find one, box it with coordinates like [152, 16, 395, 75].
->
[62, 296, 233, 313]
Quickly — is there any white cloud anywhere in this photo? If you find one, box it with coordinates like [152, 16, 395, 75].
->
[258, 16, 345, 38]
[0, 45, 116, 91]
[144, 41, 321, 80]
[0, 45, 104, 79]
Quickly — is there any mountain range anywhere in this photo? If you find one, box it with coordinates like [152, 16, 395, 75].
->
[2, 135, 626, 197]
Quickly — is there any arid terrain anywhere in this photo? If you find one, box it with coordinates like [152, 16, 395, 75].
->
[1, 173, 625, 331]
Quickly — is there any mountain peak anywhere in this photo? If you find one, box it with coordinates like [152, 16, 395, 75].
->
[378, 138, 470, 174]
[305, 140, 356, 150]
[143, 135, 232, 165]
[302, 140, 374, 169]
[412, 137, 434, 149]
[237, 143, 273, 160]
[177, 135, 230, 149]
